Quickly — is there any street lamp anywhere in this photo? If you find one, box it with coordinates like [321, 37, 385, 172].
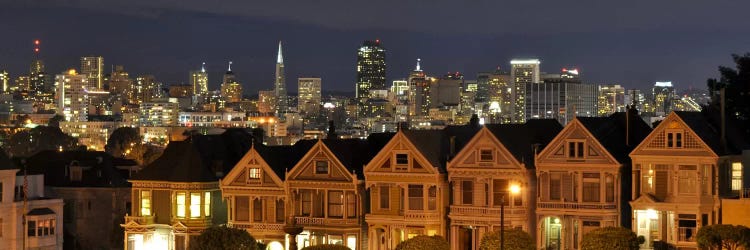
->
[501, 183, 521, 250]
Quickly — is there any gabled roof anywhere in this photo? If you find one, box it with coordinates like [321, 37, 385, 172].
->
[443, 124, 483, 159]
[402, 129, 448, 171]
[253, 142, 312, 180]
[131, 140, 217, 183]
[674, 110, 750, 156]
[22, 150, 130, 187]
[577, 111, 652, 163]
[485, 119, 562, 168]
[289, 133, 396, 179]
[191, 128, 254, 175]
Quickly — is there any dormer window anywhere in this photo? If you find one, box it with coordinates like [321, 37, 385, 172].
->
[479, 149, 493, 162]
[567, 140, 585, 159]
[666, 130, 683, 148]
[315, 161, 329, 174]
[248, 168, 261, 181]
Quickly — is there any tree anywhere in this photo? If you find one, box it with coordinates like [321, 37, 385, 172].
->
[394, 235, 450, 250]
[7, 126, 78, 157]
[580, 227, 639, 250]
[300, 244, 352, 250]
[105, 127, 141, 157]
[188, 226, 257, 250]
[707, 53, 750, 136]
[479, 229, 535, 250]
[696, 224, 750, 250]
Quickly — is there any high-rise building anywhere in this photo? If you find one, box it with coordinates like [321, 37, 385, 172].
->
[430, 72, 463, 108]
[625, 89, 645, 112]
[298, 77, 322, 116]
[510, 59, 541, 123]
[408, 59, 431, 117]
[55, 69, 89, 122]
[190, 62, 208, 96]
[221, 61, 243, 103]
[356, 40, 386, 104]
[109, 65, 133, 98]
[134, 75, 162, 104]
[0, 70, 8, 93]
[139, 98, 179, 126]
[274, 42, 288, 117]
[598, 84, 626, 116]
[81, 56, 104, 89]
[258, 90, 276, 114]
[524, 81, 598, 125]
[478, 68, 512, 123]
[652, 81, 675, 115]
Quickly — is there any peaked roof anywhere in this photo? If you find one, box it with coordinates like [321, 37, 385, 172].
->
[290, 133, 396, 179]
[253, 142, 312, 180]
[22, 150, 131, 187]
[402, 129, 449, 171]
[674, 110, 750, 156]
[131, 140, 217, 182]
[577, 111, 652, 163]
[191, 128, 254, 175]
[485, 119, 563, 168]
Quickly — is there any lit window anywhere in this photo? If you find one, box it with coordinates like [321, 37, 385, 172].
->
[204, 192, 211, 217]
[190, 193, 201, 218]
[315, 161, 329, 174]
[479, 149, 493, 162]
[732, 162, 742, 192]
[140, 190, 151, 216]
[248, 168, 261, 180]
[176, 192, 186, 218]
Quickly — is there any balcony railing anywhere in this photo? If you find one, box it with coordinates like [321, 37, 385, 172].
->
[537, 201, 616, 210]
[403, 211, 441, 221]
[678, 227, 696, 242]
[124, 215, 154, 225]
[450, 205, 526, 216]
[741, 188, 750, 199]
[294, 217, 358, 226]
[229, 222, 285, 231]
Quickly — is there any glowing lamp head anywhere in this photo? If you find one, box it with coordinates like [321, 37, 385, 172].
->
[68, 69, 77, 75]
[509, 184, 521, 195]
[34, 40, 40, 45]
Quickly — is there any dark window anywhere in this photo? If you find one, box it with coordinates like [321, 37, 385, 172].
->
[315, 161, 329, 174]
[253, 199, 263, 222]
[276, 200, 285, 223]
[396, 154, 409, 165]
[462, 181, 473, 205]
[479, 149, 493, 162]
[379, 186, 389, 209]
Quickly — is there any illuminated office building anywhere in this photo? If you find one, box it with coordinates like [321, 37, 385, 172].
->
[652, 81, 675, 115]
[298, 77, 322, 116]
[109, 65, 133, 98]
[598, 84, 626, 116]
[356, 40, 386, 100]
[0, 70, 8, 93]
[55, 69, 89, 122]
[275, 42, 288, 116]
[190, 62, 209, 96]
[81, 56, 104, 89]
[510, 59, 540, 123]
[221, 61, 243, 103]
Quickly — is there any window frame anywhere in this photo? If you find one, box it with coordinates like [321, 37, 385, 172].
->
[666, 130, 684, 149]
[315, 160, 329, 175]
[140, 190, 152, 216]
[566, 140, 585, 159]
[479, 149, 494, 162]
[394, 153, 409, 171]
[175, 192, 186, 218]
[379, 185, 390, 210]
[247, 167, 262, 181]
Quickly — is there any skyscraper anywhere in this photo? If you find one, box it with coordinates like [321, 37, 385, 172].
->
[0, 70, 8, 93]
[275, 42, 288, 117]
[356, 40, 386, 103]
[190, 62, 208, 96]
[134, 75, 162, 104]
[55, 69, 89, 122]
[652, 81, 675, 115]
[109, 65, 133, 98]
[510, 59, 540, 123]
[81, 56, 104, 89]
[221, 61, 243, 103]
[408, 59, 431, 116]
[298, 77, 322, 116]
[478, 68, 512, 123]
[598, 84, 626, 116]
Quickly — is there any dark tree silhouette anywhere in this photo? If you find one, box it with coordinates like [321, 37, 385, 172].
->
[188, 226, 257, 250]
[707, 53, 750, 136]
[7, 126, 78, 157]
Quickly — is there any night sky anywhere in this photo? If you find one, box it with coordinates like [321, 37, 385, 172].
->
[1, 1, 749, 95]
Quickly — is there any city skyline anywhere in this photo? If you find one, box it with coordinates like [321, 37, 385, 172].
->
[2, 2, 749, 95]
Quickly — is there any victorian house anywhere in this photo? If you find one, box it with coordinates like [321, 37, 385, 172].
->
[447, 120, 562, 250]
[0, 150, 64, 250]
[364, 130, 452, 250]
[629, 111, 737, 249]
[535, 112, 651, 250]
[122, 141, 226, 250]
[220, 143, 306, 250]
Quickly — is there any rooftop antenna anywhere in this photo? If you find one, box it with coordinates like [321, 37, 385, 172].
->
[415, 58, 421, 71]
[201, 62, 206, 73]
[228, 61, 233, 72]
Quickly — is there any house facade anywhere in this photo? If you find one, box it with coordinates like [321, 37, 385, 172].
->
[446, 120, 561, 250]
[364, 130, 451, 250]
[629, 112, 721, 249]
[535, 112, 650, 250]
[122, 141, 225, 250]
[0, 151, 64, 250]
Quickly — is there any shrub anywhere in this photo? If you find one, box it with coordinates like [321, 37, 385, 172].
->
[394, 235, 450, 250]
[188, 226, 257, 250]
[479, 229, 535, 250]
[580, 227, 639, 250]
[301, 244, 352, 250]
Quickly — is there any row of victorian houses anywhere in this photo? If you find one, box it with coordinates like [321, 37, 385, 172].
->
[120, 109, 750, 250]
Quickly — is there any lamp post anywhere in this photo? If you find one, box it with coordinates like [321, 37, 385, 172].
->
[501, 184, 521, 250]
